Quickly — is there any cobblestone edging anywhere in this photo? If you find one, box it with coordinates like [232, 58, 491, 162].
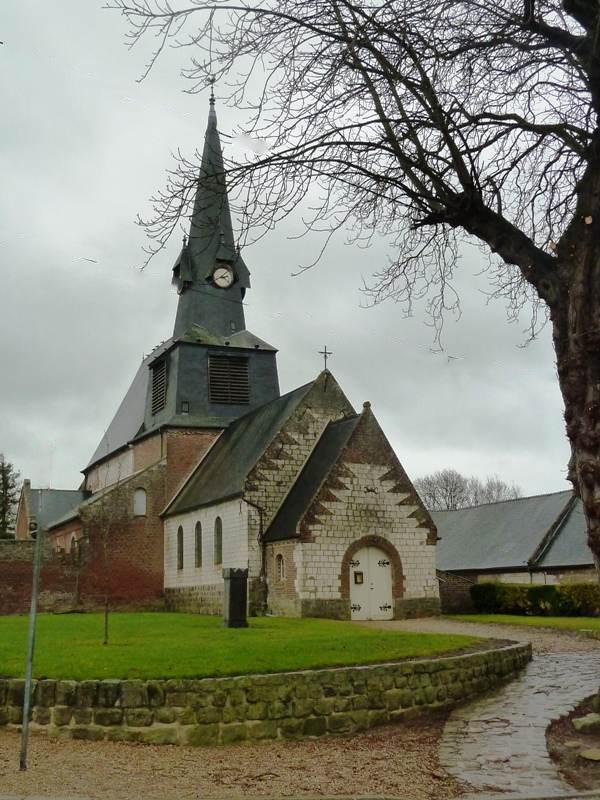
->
[0, 642, 531, 746]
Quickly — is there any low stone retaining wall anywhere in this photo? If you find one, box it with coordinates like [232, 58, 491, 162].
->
[0, 641, 531, 746]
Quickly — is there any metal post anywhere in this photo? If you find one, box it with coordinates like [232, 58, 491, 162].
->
[19, 522, 43, 771]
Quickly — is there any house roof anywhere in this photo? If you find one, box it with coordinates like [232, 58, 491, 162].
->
[28, 488, 89, 531]
[164, 380, 315, 516]
[434, 490, 594, 572]
[265, 415, 361, 543]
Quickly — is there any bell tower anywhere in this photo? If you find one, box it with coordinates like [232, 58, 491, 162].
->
[85, 95, 281, 474]
[172, 93, 250, 339]
[141, 95, 281, 433]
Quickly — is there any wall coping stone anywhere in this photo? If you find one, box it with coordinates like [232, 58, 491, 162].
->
[0, 640, 531, 746]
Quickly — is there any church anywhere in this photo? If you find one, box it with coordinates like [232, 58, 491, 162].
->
[14, 98, 440, 621]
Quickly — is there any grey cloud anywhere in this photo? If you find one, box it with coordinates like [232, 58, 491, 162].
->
[0, 1, 570, 497]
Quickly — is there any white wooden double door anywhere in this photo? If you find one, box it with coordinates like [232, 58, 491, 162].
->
[349, 545, 393, 620]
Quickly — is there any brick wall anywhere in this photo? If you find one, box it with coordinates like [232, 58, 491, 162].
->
[51, 519, 83, 554]
[0, 540, 80, 615]
[76, 463, 167, 607]
[165, 429, 221, 500]
[133, 433, 163, 472]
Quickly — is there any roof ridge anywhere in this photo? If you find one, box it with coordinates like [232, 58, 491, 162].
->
[434, 488, 572, 513]
[31, 487, 86, 494]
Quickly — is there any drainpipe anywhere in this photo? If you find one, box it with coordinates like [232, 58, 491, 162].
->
[245, 499, 268, 615]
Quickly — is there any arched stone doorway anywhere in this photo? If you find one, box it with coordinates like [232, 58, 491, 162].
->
[340, 536, 404, 621]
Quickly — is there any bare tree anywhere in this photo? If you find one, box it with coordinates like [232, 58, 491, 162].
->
[415, 469, 522, 510]
[109, 0, 600, 573]
[80, 479, 130, 645]
[468, 475, 523, 506]
[414, 469, 470, 511]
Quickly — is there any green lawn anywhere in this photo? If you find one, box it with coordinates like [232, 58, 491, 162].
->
[448, 614, 600, 632]
[0, 613, 480, 680]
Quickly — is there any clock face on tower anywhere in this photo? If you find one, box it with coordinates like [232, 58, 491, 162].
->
[211, 265, 235, 289]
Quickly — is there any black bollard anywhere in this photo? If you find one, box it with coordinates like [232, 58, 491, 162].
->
[222, 568, 249, 628]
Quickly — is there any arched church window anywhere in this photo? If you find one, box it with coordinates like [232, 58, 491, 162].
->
[276, 553, 285, 581]
[195, 522, 202, 568]
[177, 526, 184, 571]
[214, 517, 223, 566]
[133, 488, 147, 516]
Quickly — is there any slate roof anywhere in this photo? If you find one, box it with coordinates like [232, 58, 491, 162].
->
[86, 327, 277, 470]
[435, 490, 594, 572]
[265, 415, 361, 543]
[537, 498, 593, 568]
[164, 381, 315, 516]
[28, 488, 89, 531]
[86, 359, 150, 469]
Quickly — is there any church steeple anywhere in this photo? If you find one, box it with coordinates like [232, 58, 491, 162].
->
[172, 97, 251, 339]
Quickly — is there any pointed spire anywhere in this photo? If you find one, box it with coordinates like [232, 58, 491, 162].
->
[172, 94, 251, 339]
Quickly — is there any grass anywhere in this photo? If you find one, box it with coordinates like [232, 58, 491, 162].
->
[0, 613, 481, 681]
[448, 614, 600, 632]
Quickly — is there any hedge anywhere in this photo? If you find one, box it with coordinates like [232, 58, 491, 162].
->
[470, 582, 600, 616]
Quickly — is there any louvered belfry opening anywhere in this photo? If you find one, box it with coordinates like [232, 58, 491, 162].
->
[151, 359, 168, 415]
[209, 355, 250, 404]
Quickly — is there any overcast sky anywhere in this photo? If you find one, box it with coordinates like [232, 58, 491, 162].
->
[1, 1, 570, 497]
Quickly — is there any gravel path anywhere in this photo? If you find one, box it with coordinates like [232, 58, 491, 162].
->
[0, 715, 461, 800]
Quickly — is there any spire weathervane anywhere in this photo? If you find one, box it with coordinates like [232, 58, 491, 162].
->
[209, 75, 216, 105]
[319, 345, 332, 370]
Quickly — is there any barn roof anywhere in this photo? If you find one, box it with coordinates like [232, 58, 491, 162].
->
[434, 490, 594, 572]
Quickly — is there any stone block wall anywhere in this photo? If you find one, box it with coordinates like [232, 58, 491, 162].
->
[164, 583, 223, 614]
[244, 373, 355, 531]
[0, 642, 531, 746]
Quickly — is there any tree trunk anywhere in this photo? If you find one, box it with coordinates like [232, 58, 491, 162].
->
[104, 594, 109, 646]
[553, 153, 600, 578]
